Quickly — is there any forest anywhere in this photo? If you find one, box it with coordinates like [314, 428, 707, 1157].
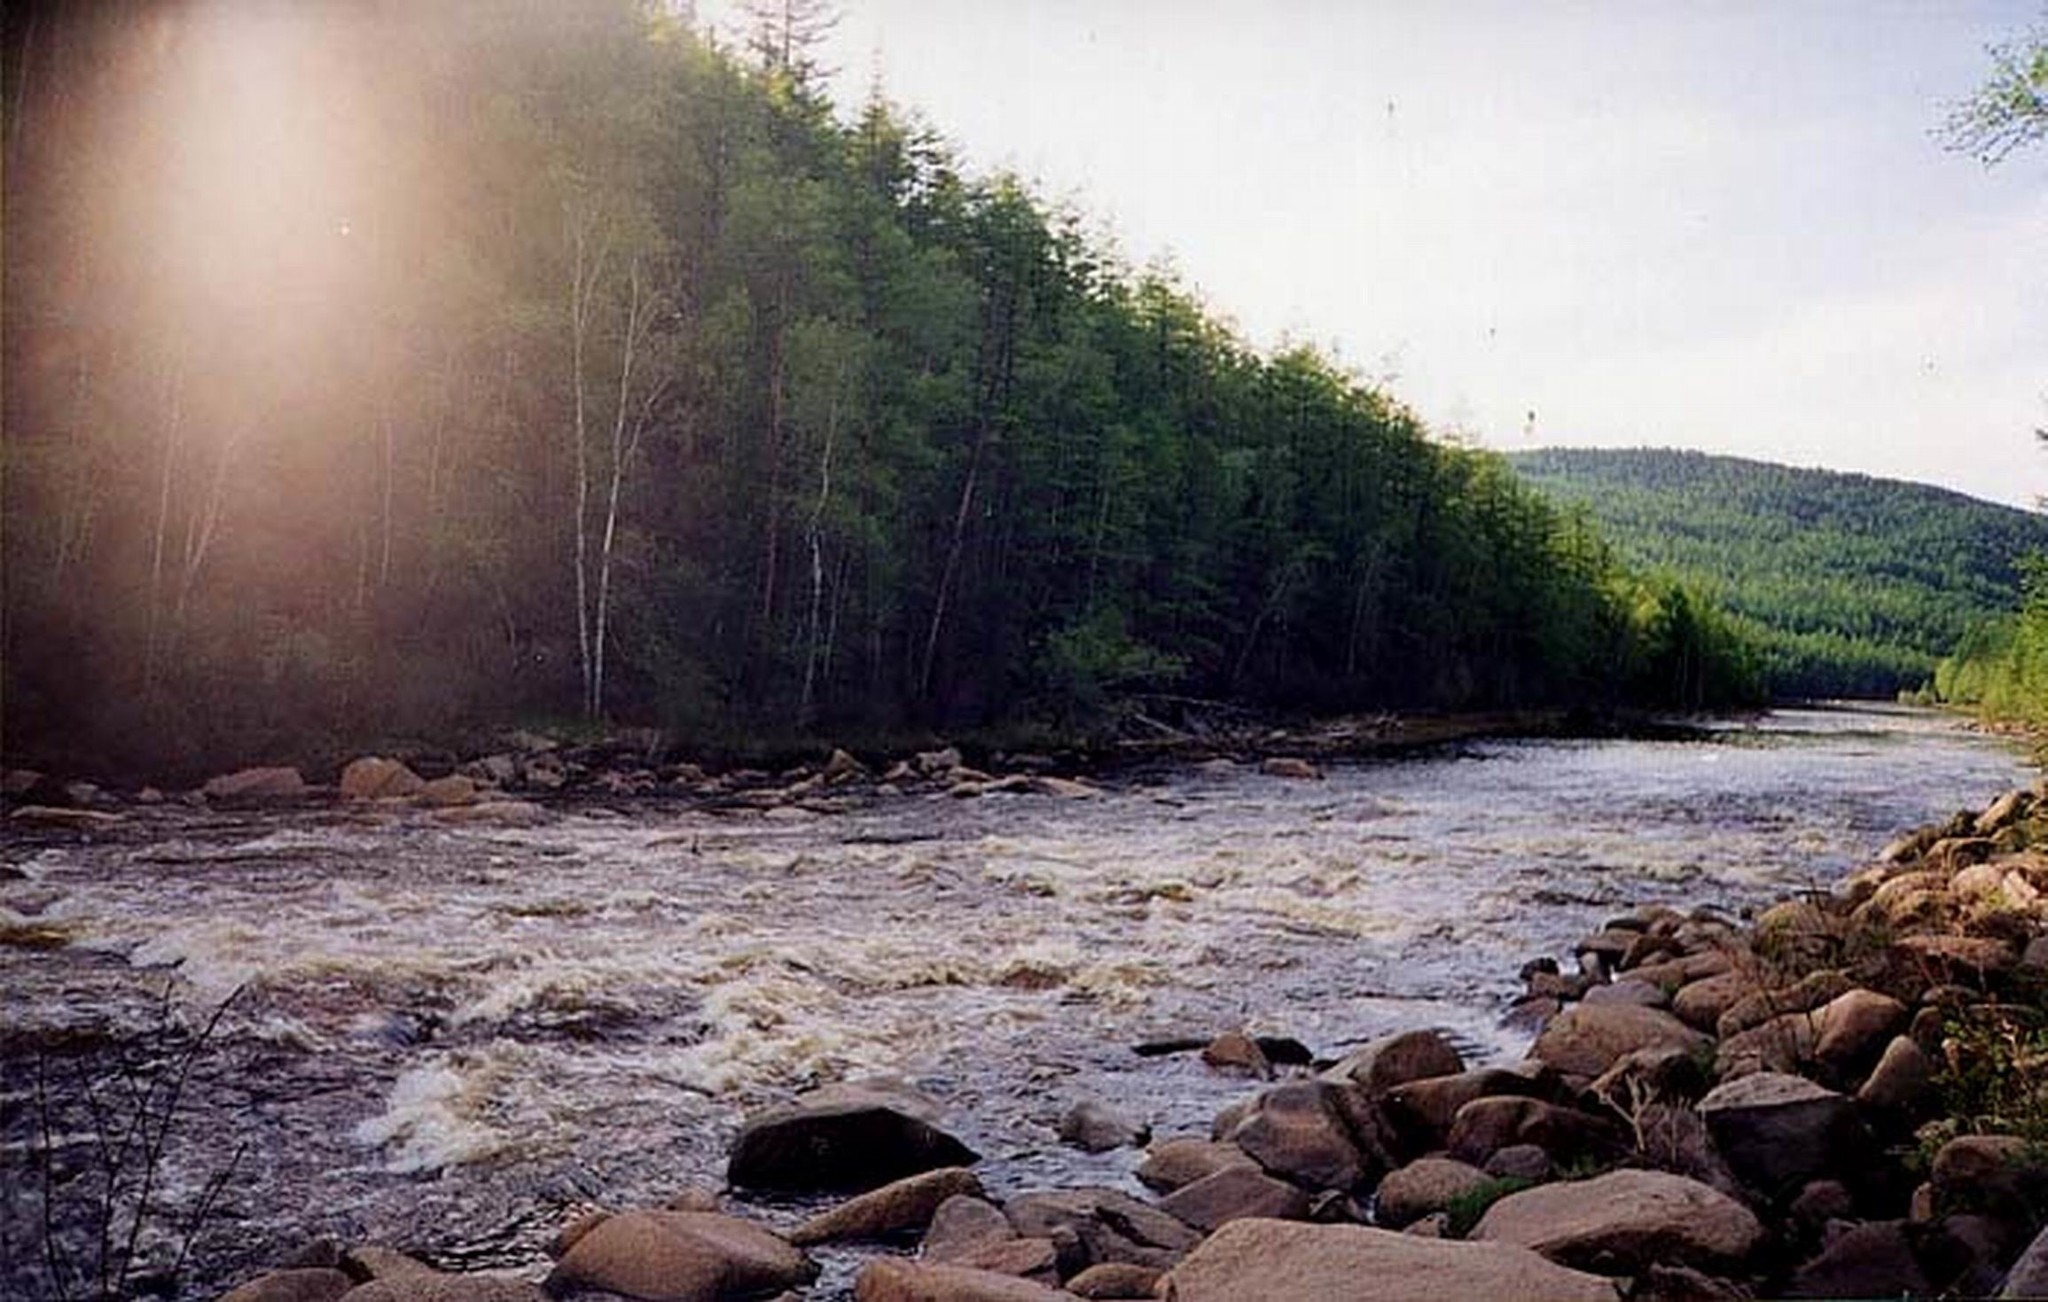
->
[1510, 448, 2048, 700]
[1, 1, 1760, 780]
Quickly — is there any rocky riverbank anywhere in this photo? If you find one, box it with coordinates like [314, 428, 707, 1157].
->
[184, 772, 2048, 1301]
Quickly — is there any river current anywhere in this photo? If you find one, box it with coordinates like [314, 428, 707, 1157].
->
[0, 704, 2032, 1297]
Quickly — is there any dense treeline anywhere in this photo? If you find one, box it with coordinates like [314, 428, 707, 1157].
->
[1511, 448, 2048, 699]
[1, 3, 1757, 777]
[1930, 558, 2048, 726]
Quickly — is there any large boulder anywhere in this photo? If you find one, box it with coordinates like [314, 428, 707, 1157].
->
[1057, 1100, 1147, 1153]
[1471, 1169, 1765, 1274]
[1371, 1157, 1492, 1230]
[1445, 1096, 1628, 1169]
[1931, 1134, 2048, 1220]
[1158, 1218, 1620, 1302]
[1382, 1066, 1559, 1153]
[1856, 1035, 1936, 1117]
[1670, 972, 1757, 1033]
[852, 1259, 1074, 1302]
[727, 1082, 979, 1193]
[1218, 1081, 1390, 1192]
[1135, 1138, 1258, 1193]
[1529, 1004, 1709, 1081]
[789, 1167, 983, 1245]
[1321, 1029, 1464, 1096]
[1157, 1164, 1311, 1232]
[1812, 988, 1909, 1084]
[542, 1210, 816, 1301]
[1715, 1011, 1819, 1079]
[1697, 1072, 1867, 1200]
[1783, 1220, 1932, 1299]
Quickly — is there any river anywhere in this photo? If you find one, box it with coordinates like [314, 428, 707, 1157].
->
[0, 704, 2032, 1298]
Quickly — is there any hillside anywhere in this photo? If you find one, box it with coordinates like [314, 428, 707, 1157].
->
[1509, 447, 2048, 698]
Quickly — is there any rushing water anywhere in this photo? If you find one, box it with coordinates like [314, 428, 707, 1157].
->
[0, 704, 2032, 1297]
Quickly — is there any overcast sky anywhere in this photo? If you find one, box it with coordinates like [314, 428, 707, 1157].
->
[706, 1, 2047, 507]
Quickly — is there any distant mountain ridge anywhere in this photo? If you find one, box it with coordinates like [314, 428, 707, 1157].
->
[1507, 447, 2048, 698]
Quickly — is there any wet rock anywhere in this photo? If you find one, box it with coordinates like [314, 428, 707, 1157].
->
[1198, 1030, 1270, 1078]
[418, 774, 480, 807]
[1857, 1035, 1936, 1118]
[1670, 972, 1756, 1033]
[821, 748, 866, 783]
[915, 746, 963, 775]
[1371, 1157, 1492, 1229]
[1063, 1262, 1159, 1299]
[852, 1259, 1072, 1302]
[1219, 1081, 1390, 1192]
[1320, 1028, 1464, 1096]
[432, 800, 550, 827]
[1031, 776, 1098, 800]
[1471, 1169, 1764, 1274]
[921, 1196, 1017, 1262]
[1134, 1137, 1257, 1193]
[727, 1082, 979, 1194]
[340, 757, 426, 801]
[789, 1168, 984, 1246]
[343, 1246, 443, 1283]
[1057, 1100, 1147, 1153]
[218, 1267, 355, 1302]
[1628, 951, 1735, 993]
[552, 1208, 614, 1257]
[1003, 1188, 1199, 1273]
[1158, 1164, 1312, 1232]
[1813, 988, 1909, 1084]
[1382, 1066, 1561, 1152]
[1698, 1072, 1867, 1200]
[201, 765, 308, 803]
[1528, 1004, 1710, 1081]
[940, 1239, 1062, 1285]
[1260, 757, 1321, 780]
[1582, 978, 1670, 1009]
[1445, 1096, 1628, 1169]
[1784, 1220, 1930, 1299]
[9, 804, 124, 829]
[1159, 1218, 1621, 1302]
[543, 1210, 816, 1301]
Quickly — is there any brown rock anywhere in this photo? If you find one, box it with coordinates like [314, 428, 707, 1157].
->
[1715, 1010, 1818, 1080]
[202, 766, 307, 802]
[921, 1196, 1017, 1262]
[543, 1210, 816, 1301]
[1371, 1157, 1492, 1229]
[1003, 1188, 1199, 1273]
[1159, 1164, 1311, 1232]
[1976, 788, 2035, 836]
[1057, 1101, 1147, 1153]
[1529, 1004, 1710, 1081]
[1784, 1220, 1930, 1299]
[1199, 1030, 1272, 1078]
[1220, 1081, 1388, 1192]
[1135, 1138, 1257, 1193]
[343, 1277, 544, 1302]
[1159, 1218, 1620, 1302]
[1891, 932, 2020, 981]
[1698, 1072, 1867, 1200]
[1582, 979, 1670, 1009]
[1670, 972, 1756, 1033]
[1261, 757, 1321, 780]
[1471, 1169, 1764, 1273]
[1383, 1067, 1559, 1152]
[339, 757, 426, 801]
[791, 1168, 984, 1246]
[418, 774, 480, 807]
[852, 1259, 1073, 1302]
[1063, 1262, 1159, 1299]
[217, 1268, 355, 1302]
[727, 1082, 979, 1193]
[944, 1238, 1061, 1284]
[1716, 970, 1852, 1039]
[1446, 1095, 1628, 1168]
[1931, 1134, 2044, 1218]
[1813, 988, 1909, 1084]
[1320, 1029, 1464, 1096]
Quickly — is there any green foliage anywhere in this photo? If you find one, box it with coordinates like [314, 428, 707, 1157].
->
[1940, 23, 2048, 166]
[1512, 448, 2048, 701]
[1443, 1176, 1534, 1237]
[1934, 554, 2048, 727]
[2, 6, 1759, 774]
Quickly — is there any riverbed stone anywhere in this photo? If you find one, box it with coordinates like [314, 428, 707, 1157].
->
[1320, 1028, 1464, 1096]
[1002, 1188, 1200, 1272]
[1671, 972, 1756, 1033]
[1199, 1029, 1271, 1078]
[218, 1267, 355, 1302]
[1716, 969, 1854, 1038]
[1135, 1138, 1257, 1192]
[340, 757, 426, 801]
[1813, 988, 1910, 1084]
[1716, 1010, 1819, 1079]
[1063, 1262, 1159, 1299]
[1158, 1163, 1312, 1231]
[790, 1167, 984, 1245]
[1698, 1072, 1866, 1200]
[1219, 1081, 1390, 1192]
[1891, 932, 2021, 982]
[1583, 978, 1671, 1009]
[1931, 1134, 2047, 1219]
[543, 1210, 816, 1301]
[202, 765, 308, 803]
[727, 1082, 979, 1193]
[1159, 1218, 1620, 1302]
[1784, 1220, 1932, 1299]
[1382, 1066, 1560, 1152]
[941, 1238, 1062, 1285]
[1445, 1095, 1628, 1169]
[1471, 1169, 1765, 1274]
[345, 1275, 546, 1302]
[1371, 1157, 1492, 1229]
[1529, 1004, 1709, 1081]
[1057, 1100, 1147, 1153]
[921, 1196, 1017, 1261]
[852, 1259, 1072, 1302]
[432, 800, 550, 827]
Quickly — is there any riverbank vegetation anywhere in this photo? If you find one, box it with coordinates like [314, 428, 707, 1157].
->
[2, 2, 1760, 781]
[1510, 448, 2048, 701]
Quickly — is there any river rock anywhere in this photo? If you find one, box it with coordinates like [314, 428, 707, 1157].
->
[1784, 1220, 1931, 1299]
[9, 804, 124, 829]
[1135, 1137, 1258, 1192]
[1063, 1262, 1159, 1299]
[218, 1268, 355, 1302]
[789, 1167, 983, 1245]
[727, 1082, 979, 1193]
[202, 765, 308, 803]
[1158, 1163, 1312, 1231]
[344, 1276, 545, 1302]
[1588, 1046, 1710, 1110]
[1003, 1188, 1200, 1272]
[1716, 969, 1853, 1038]
[1931, 1134, 2046, 1219]
[1057, 1100, 1147, 1153]
[1445, 1096, 1628, 1169]
[1219, 1081, 1390, 1192]
[941, 1239, 1062, 1284]
[1159, 1218, 1620, 1302]
[1698, 1072, 1866, 1200]
[1583, 978, 1671, 1009]
[1483, 1144, 1555, 1183]
[432, 800, 550, 828]
[340, 757, 426, 801]
[1715, 1010, 1819, 1079]
[1891, 932, 2020, 981]
[1383, 1066, 1560, 1151]
[1261, 757, 1321, 780]
[1321, 1028, 1464, 1096]
[543, 1210, 815, 1301]
[921, 1196, 1017, 1261]
[1671, 972, 1756, 1032]
[1371, 1157, 1492, 1229]
[1471, 1169, 1764, 1274]
[1529, 1004, 1709, 1081]
[1813, 987, 1909, 1083]
[852, 1259, 1073, 1302]
[1199, 1029, 1271, 1078]
[418, 774, 480, 807]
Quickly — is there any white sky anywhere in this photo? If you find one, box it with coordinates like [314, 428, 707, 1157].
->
[704, 1, 2048, 507]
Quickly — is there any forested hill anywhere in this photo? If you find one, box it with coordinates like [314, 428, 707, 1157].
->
[2, 4, 1758, 778]
[1510, 447, 2048, 698]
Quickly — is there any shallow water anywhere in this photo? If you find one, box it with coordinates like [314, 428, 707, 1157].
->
[0, 704, 2030, 1297]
